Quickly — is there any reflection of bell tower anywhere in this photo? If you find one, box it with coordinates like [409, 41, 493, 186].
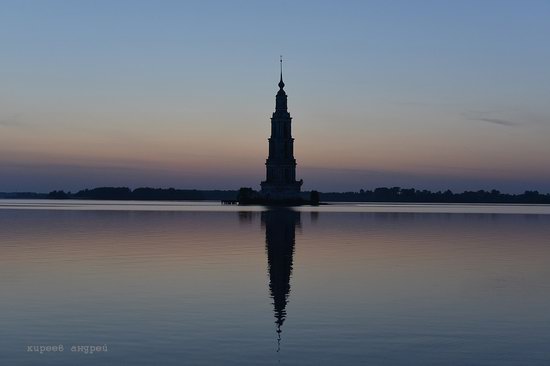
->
[261, 209, 300, 351]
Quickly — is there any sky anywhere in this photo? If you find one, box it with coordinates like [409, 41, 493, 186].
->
[1, 0, 549, 193]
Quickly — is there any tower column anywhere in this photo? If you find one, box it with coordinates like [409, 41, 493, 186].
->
[260, 58, 303, 200]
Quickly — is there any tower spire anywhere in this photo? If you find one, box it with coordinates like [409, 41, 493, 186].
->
[278, 55, 285, 89]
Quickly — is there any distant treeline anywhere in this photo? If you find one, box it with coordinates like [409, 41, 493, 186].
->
[48, 187, 238, 201]
[2, 186, 549, 203]
[321, 187, 550, 204]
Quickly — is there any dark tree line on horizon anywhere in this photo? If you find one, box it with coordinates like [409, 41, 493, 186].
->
[34, 186, 550, 203]
[320, 187, 550, 204]
[47, 187, 237, 201]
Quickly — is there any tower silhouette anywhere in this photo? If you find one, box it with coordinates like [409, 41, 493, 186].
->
[260, 58, 303, 200]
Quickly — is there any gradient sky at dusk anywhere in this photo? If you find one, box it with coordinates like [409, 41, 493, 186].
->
[1, 0, 549, 192]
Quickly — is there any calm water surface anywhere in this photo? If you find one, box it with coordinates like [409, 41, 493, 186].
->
[1, 200, 550, 365]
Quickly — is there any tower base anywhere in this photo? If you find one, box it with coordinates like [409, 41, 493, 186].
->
[260, 181, 303, 201]
[238, 182, 312, 206]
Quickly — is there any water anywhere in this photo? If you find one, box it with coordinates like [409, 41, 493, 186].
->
[1, 200, 550, 365]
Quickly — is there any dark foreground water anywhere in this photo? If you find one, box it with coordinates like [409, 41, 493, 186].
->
[1, 200, 550, 365]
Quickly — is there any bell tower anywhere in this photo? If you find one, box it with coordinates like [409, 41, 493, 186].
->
[260, 57, 303, 199]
